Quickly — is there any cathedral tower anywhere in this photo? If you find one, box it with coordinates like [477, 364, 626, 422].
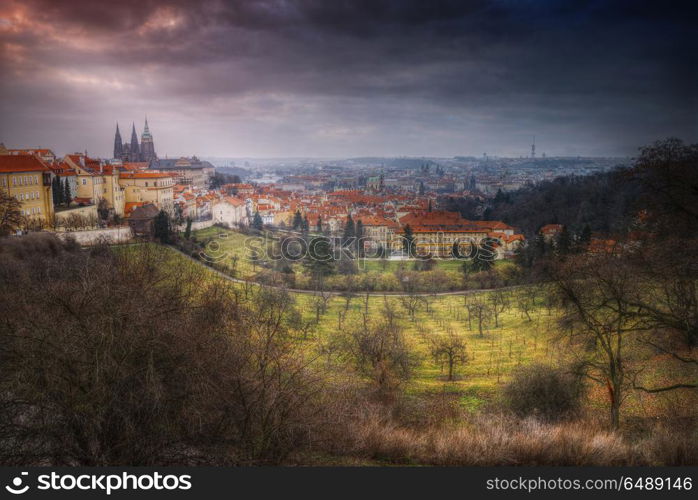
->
[140, 117, 157, 164]
[129, 123, 140, 162]
[113, 123, 123, 160]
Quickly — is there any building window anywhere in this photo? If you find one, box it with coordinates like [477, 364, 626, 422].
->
[82, 179, 87, 185]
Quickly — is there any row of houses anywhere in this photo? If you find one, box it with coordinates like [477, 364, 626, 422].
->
[0, 146, 178, 228]
[1, 144, 525, 259]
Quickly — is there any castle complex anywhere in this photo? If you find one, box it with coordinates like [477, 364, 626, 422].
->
[113, 119, 157, 164]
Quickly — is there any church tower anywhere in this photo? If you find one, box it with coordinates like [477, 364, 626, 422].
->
[113, 123, 123, 160]
[140, 117, 157, 164]
[129, 123, 140, 162]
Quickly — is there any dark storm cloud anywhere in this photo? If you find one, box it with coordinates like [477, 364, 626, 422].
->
[0, 0, 695, 157]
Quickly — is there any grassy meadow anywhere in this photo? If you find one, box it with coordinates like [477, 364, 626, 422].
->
[158, 241, 697, 424]
[189, 226, 518, 291]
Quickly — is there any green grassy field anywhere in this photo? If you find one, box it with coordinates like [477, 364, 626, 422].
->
[191, 226, 264, 279]
[190, 226, 516, 291]
[154, 242, 697, 420]
[176, 235, 556, 409]
[292, 289, 556, 411]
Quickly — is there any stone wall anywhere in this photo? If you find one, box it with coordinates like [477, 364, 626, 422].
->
[54, 226, 133, 245]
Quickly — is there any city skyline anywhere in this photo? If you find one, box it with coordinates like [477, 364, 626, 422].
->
[1, 0, 696, 158]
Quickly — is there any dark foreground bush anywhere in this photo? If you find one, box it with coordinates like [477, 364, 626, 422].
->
[0, 235, 330, 465]
[503, 364, 582, 422]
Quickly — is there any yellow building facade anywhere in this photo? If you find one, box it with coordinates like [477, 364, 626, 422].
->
[0, 154, 55, 227]
[119, 172, 175, 213]
[63, 155, 126, 217]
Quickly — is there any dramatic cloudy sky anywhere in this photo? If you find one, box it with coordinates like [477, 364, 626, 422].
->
[0, 0, 695, 158]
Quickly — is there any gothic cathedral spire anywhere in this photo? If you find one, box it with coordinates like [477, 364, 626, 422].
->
[140, 115, 157, 164]
[113, 123, 123, 160]
[129, 123, 140, 162]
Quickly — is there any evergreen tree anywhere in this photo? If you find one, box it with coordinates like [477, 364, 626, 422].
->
[153, 210, 171, 244]
[355, 219, 364, 257]
[51, 177, 61, 207]
[63, 179, 71, 206]
[342, 214, 355, 245]
[418, 181, 425, 195]
[303, 236, 335, 279]
[173, 203, 184, 226]
[461, 259, 471, 277]
[97, 198, 110, 221]
[292, 210, 303, 230]
[451, 240, 461, 258]
[556, 226, 571, 255]
[471, 239, 495, 272]
[579, 224, 592, 247]
[514, 242, 534, 269]
[402, 224, 415, 257]
[252, 211, 264, 231]
[534, 233, 548, 258]
[315, 216, 323, 233]
[301, 215, 309, 233]
[184, 217, 192, 240]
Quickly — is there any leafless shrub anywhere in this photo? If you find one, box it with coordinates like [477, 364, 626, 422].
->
[0, 238, 328, 465]
[503, 364, 583, 422]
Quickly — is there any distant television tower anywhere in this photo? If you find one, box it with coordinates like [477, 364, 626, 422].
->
[531, 136, 536, 159]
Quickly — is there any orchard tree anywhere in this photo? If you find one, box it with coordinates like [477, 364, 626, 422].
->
[425, 329, 468, 381]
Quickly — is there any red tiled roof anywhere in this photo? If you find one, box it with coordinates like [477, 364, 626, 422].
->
[124, 202, 147, 217]
[0, 154, 50, 173]
[540, 224, 564, 234]
[120, 172, 174, 179]
[120, 162, 149, 171]
[222, 197, 245, 206]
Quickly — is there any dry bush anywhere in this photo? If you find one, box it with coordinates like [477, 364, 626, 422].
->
[637, 427, 698, 465]
[342, 414, 638, 465]
[503, 363, 583, 422]
[334, 410, 698, 466]
[0, 235, 330, 465]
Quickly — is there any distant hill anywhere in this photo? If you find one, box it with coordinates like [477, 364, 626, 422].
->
[215, 166, 253, 179]
[441, 167, 641, 238]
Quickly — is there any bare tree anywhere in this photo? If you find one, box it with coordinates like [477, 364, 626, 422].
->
[468, 298, 492, 337]
[517, 292, 534, 322]
[399, 293, 425, 321]
[489, 289, 509, 328]
[0, 191, 23, 236]
[425, 328, 469, 381]
[343, 304, 416, 397]
[552, 254, 650, 429]
[0, 236, 327, 465]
